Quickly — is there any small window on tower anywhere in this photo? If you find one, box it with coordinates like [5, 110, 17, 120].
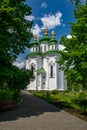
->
[43, 76, 45, 78]
[44, 46, 46, 52]
[50, 65, 53, 78]
[31, 65, 34, 73]
[43, 82, 45, 85]
[40, 46, 42, 52]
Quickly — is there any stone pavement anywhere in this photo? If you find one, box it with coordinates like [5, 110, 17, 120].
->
[0, 90, 87, 130]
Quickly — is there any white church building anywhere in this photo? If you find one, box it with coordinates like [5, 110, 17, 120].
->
[26, 28, 67, 91]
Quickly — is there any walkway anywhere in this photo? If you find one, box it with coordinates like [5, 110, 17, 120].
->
[0, 90, 87, 130]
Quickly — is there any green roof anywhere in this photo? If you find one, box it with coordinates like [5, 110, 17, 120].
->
[31, 40, 39, 47]
[37, 68, 46, 74]
[43, 50, 59, 56]
[26, 52, 42, 58]
[49, 38, 57, 44]
[39, 35, 50, 43]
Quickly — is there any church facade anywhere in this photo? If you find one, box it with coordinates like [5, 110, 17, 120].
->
[26, 28, 67, 91]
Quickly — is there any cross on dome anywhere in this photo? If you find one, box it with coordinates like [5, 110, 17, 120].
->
[33, 33, 37, 41]
[44, 28, 48, 35]
[51, 31, 55, 38]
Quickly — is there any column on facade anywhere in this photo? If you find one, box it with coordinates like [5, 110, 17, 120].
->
[55, 63, 58, 89]
[26, 60, 29, 69]
[60, 71, 64, 90]
[46, 57, 49, 90]
[35, 58, 38, 90]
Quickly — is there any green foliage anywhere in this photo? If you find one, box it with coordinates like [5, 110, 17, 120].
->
[51, 89, 59, 94]
[46, 91, 51, 100]
[0, 0, 33, 93]
[0, 65, 33, 100]
[0, 88, 22, 104]
[7, 66, 33, 98]
[0, 0, 32, 59]
[58, 1, 87, 89]
[32, 91, 87, 113]
[79, 92, 86, 100]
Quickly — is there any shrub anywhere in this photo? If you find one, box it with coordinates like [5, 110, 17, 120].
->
[51, 89, 59, 95]
[79, 92, 86, 100]
[46, 91, 51, 99]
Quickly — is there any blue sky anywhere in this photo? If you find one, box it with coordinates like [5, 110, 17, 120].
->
[25, 0, 75, 40]
[14, 0, 76, 68]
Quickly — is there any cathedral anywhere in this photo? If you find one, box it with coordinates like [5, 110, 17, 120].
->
[26, 28, 67, 91]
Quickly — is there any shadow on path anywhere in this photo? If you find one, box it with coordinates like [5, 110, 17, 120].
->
[0, 90, 60, 122]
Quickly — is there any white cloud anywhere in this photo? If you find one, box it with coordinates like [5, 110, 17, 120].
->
[31, 24, 42, 38]
[41, 12, 62, 29]
[67, 35, 72, 39]
[24, 15, 35, 21]
[41, 2, 47, 8]
[13, 57, 25, 69]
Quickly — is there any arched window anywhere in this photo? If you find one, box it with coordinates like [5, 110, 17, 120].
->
[40, 46, 42, 52]
[36, 48, 37, 52]
[31, 65, 34, 74]
[52, 45, 54, 49]
[44, 46, 46, 52]
[50, 65, 53, 78]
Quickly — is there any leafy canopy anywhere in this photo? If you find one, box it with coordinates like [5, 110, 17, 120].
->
[0, 0, 33, 89]
[58, 0, 87, 89]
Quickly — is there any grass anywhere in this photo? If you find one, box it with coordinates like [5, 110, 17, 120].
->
[31, 90, 87, 121]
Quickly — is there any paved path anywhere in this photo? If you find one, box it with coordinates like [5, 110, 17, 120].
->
[0, 90, 87, 130]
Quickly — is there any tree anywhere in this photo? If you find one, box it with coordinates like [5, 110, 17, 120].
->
[0, 0, 32, 57]
[0, 65, 34, 100]
[0, 0, 33, 88]
[7, 66, 33, 99]
[58, 1, 87, 89]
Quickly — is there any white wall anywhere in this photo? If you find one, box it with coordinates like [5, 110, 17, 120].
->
[40, 43, 49, 52]
[49, 45, 55, 50]
[30, 47, 39, 52]
[26, 56, 42, 70]
[43, 55, 59, 90]
[26, 43, 67, 91]
[26, 56, 42, 90]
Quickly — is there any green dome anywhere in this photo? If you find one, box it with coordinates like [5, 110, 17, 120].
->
[39, 28, 50, 43]
[37, 68, 46, 74]
[49, 38, 57, 44]
[26, 52, 41, 58]
[31, 40, 39, 47]
[43, 50, 59, 56]
[39, 35, 50, 43]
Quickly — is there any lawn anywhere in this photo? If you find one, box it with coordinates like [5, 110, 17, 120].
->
[31, 90, 87, 121]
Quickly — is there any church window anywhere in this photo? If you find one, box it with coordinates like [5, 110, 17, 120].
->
[36, 48, 37, 51]
[31, 65, 34, 74]
[43, 82, 45, 85]
[43, 76, 45, 78]
[52, 45, 54, 49]
[33, 48, 34, 51]
[40, 46, 42, 52]
[50, 65, 53, 78]
[44, 46, 46, 52]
